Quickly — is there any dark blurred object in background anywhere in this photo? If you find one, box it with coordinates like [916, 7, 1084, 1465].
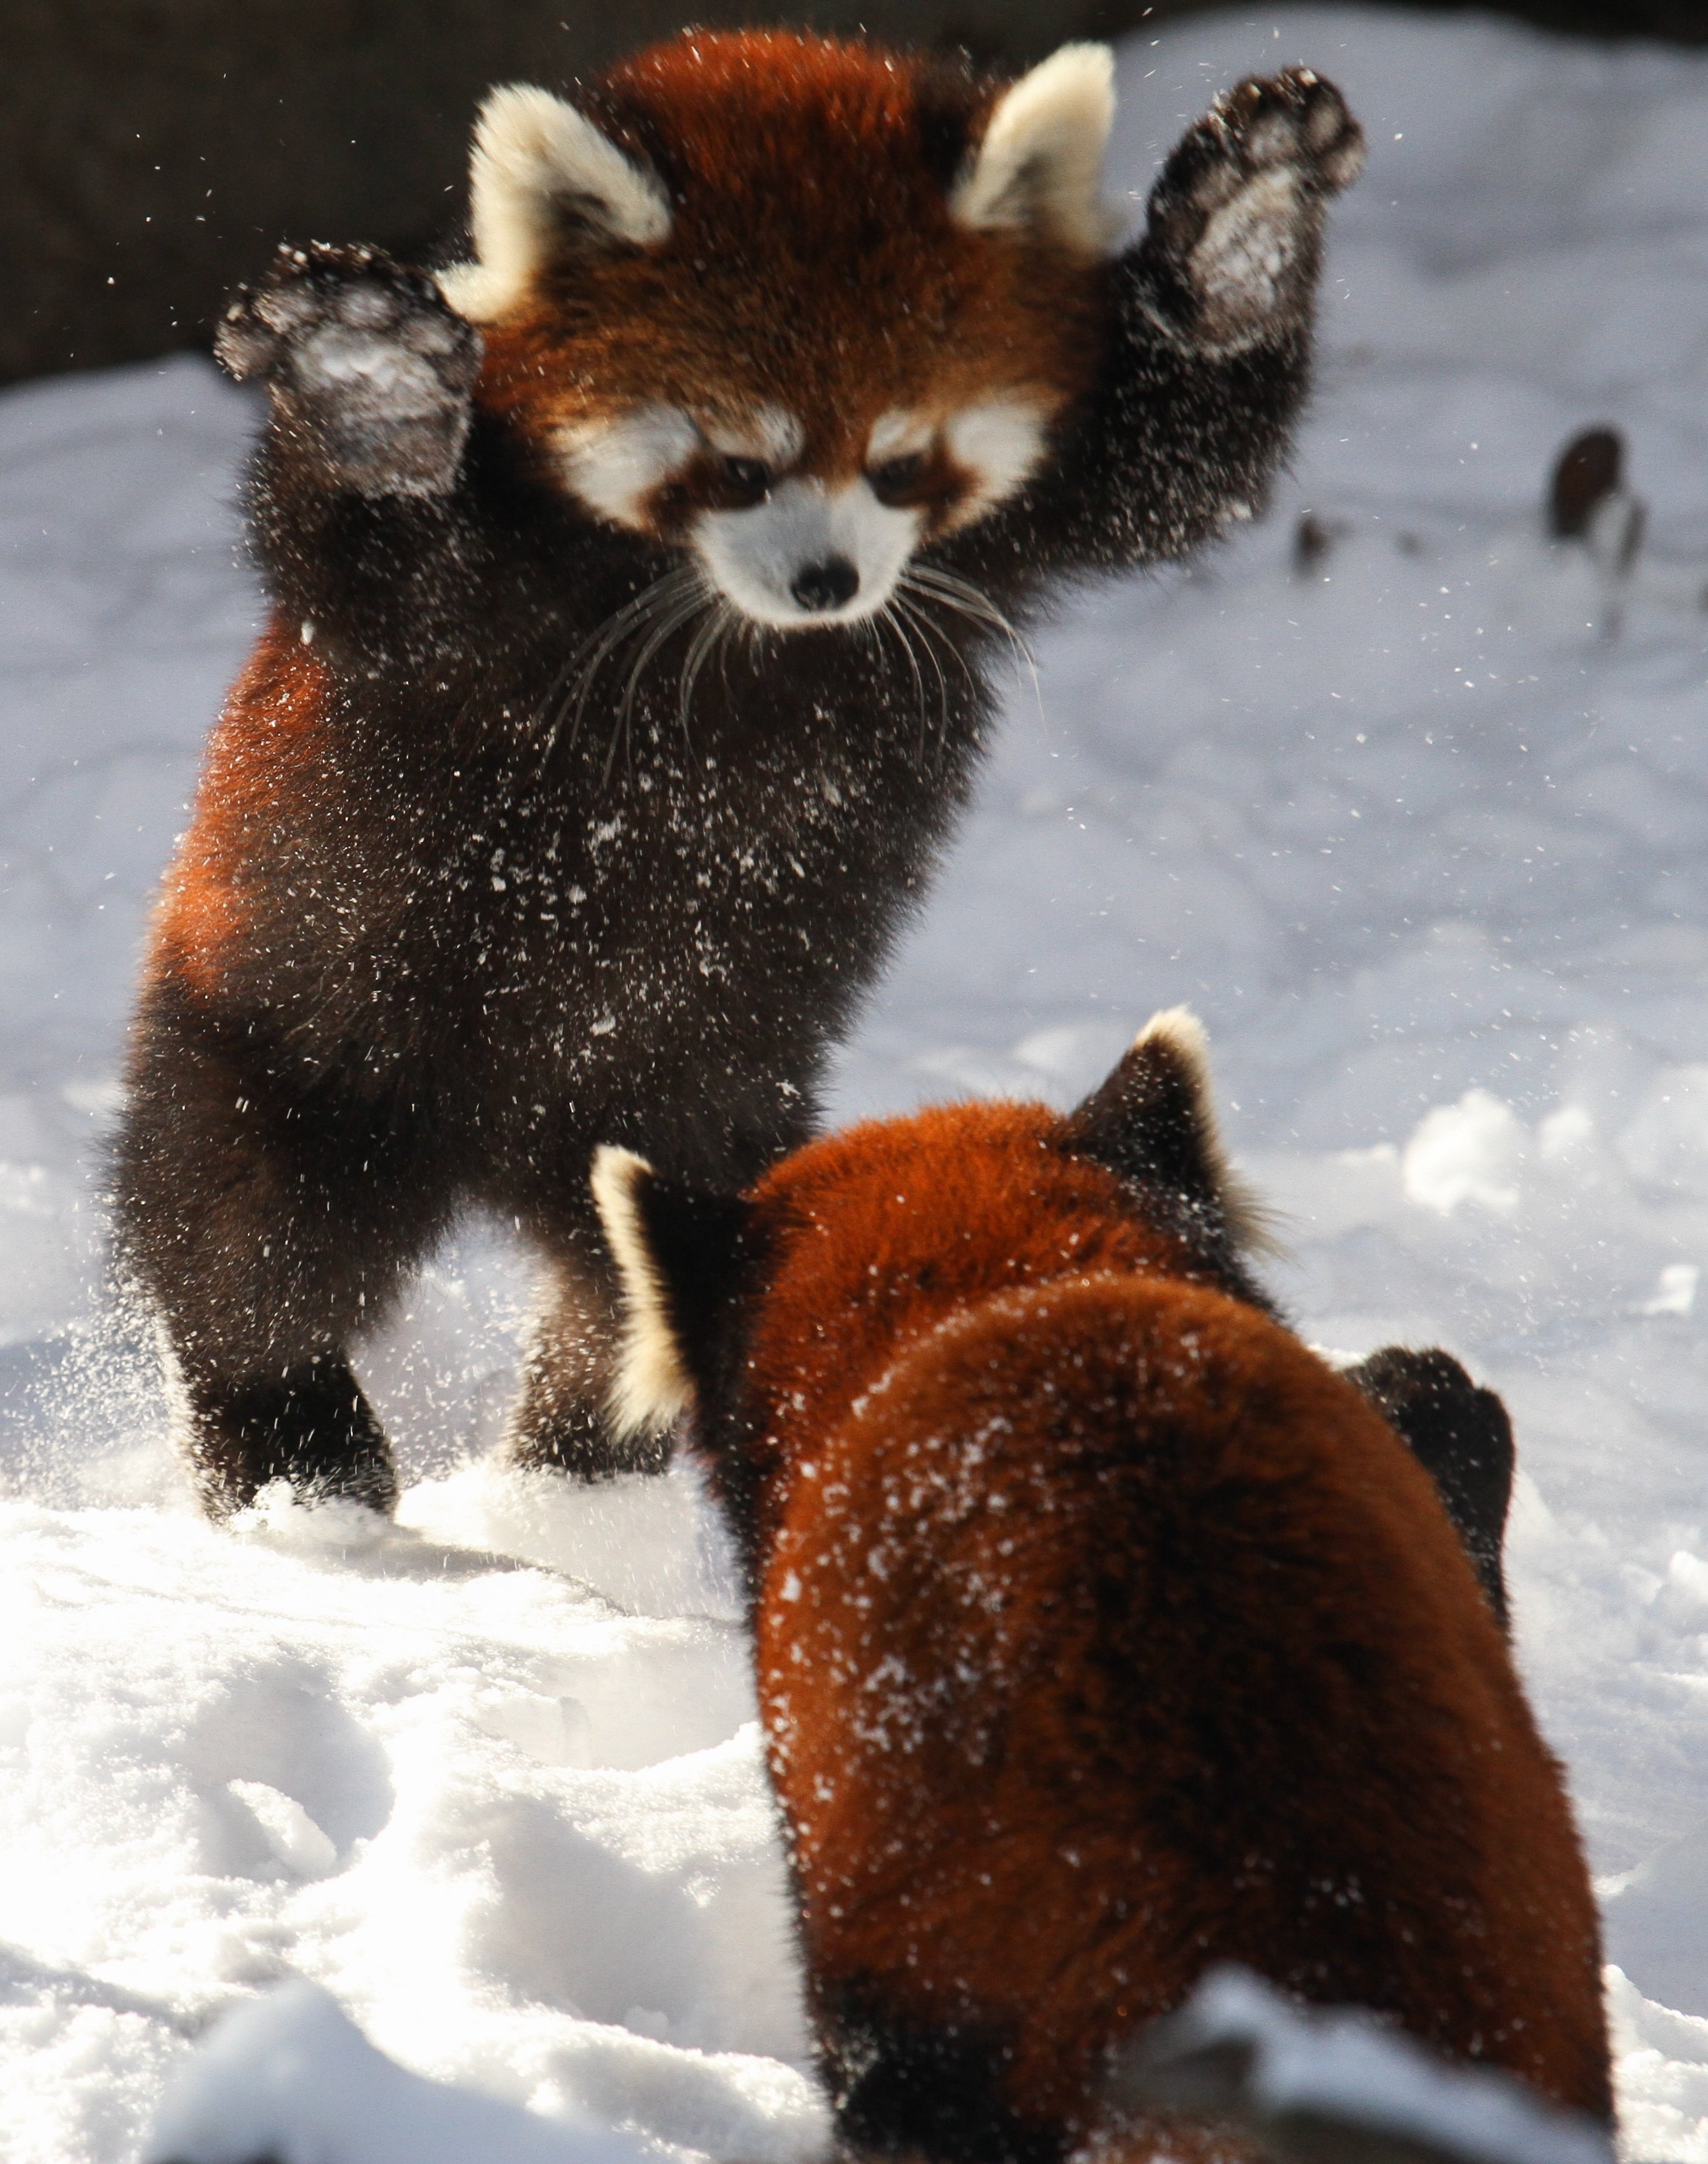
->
[1548, 426, 1627, 540]
[8, 0, 1708, 389]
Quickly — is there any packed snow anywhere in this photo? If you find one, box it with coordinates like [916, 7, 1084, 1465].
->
[1119, 1966, 1616, 2164]
[4, 6, 1708, 2157]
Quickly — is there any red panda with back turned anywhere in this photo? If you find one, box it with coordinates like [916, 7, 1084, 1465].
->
[113, 33, 1364, 1516]
[592, 1011, 1611, 2164]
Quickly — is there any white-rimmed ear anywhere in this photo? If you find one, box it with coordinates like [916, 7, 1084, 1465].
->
[438, 84, 672, 322]
[1062, 1006, 1275, 1253]
[591, 1146, 693, 1440]
[950, 44, 1118, 255]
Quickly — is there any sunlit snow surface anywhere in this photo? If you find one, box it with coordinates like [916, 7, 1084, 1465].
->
[5, 7, 1708, 2158]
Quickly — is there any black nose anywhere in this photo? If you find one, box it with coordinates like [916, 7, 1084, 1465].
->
[790, 558, 860, 613]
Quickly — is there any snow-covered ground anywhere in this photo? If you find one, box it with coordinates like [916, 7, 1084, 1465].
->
[5, 6, 1708, 2157]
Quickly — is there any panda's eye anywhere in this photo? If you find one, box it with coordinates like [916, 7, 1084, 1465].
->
[719, 456, 772, 505]
[868, 453, 927, 505]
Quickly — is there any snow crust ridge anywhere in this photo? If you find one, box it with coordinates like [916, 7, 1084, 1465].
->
[142, 1979, 672, 2164]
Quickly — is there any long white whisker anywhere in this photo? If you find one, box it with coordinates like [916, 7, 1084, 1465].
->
[716, 611, 741, 703]
[904, 563, 1032, 654]
[903, 565, 1040, 720]
[899, 589, 976, 697]
[537, 566, 701, 783]
[897, 577, 994, 678]
[535, 602, 657, 783]
[678, 600, 733, 745]
[555, 574, 688, 719]
[606, 586, 712, 784]
[890, 594, 952, 763]
[618, 586, 711, 732]
[875, 602, 930, 764]
[579, 571, 699, 716]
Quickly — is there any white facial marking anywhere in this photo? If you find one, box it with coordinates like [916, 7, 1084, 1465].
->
[555, 396, 1047, 589]
[950, 43, 1119, 256]
[942, 396, 1049, 528]
[705, 406, 805, 468]
[438, 83, 672, 323]
[867, 410, 934, 463]
[695, 477, 922, 628]
[557, 405, 699, 528]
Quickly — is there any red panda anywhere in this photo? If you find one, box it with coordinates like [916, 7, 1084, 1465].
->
[592, 1011, 1612, 2164]
[113, 34, 1364, 1517]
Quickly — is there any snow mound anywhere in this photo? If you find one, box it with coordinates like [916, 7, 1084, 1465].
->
[143, 1980, 676, 2164]
[1123, 1966, 1615, 2164]
[6, 5, 1708, 2158]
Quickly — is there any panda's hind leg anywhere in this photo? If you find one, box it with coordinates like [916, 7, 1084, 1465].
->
[504, 1242, 672, 1479]
[114, 991, 455, 1519]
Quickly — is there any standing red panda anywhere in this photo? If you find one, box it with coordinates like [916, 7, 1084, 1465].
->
[592, 1011, 1612, 2164]
[113, 33, 1364, 1516]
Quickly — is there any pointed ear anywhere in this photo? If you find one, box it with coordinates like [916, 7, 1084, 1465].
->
[1061, 1008, 1270, 1250]
[591, 1146, 759, 1440]
[438, 85, 672, 322]
[950, 44, 1118, 256]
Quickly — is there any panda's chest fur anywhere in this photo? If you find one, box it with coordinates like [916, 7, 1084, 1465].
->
[297, 696, 954, 1076]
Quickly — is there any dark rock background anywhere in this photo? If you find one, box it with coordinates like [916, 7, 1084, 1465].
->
[8, 0, 1704, 388]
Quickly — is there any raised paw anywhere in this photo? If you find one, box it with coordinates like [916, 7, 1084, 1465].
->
[1343, 1344, 1513, 1629]
[1141, 70, 1364, 353]
[216, 242, 483, 499]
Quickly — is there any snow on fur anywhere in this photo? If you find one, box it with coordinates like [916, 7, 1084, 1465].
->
[4, 6, 1708, 2160]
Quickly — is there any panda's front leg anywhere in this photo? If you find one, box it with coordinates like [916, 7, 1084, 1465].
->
[216, 240, 483, 500]
[1012, 70, 1364, 579]
[1343, 1346, 1515, 1631]
[1136, 68, 1366, 354]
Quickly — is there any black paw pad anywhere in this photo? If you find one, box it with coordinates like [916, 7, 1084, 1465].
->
[217, 242, 483, 498]
[1144, 69, 1364, 350]
[1222, 71, 1366, 193]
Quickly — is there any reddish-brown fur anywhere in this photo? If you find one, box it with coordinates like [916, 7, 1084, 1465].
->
[479, 34, 1103, 533]
[150, 622, 333, 1000]
[609, 1083, 1612, 2161]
